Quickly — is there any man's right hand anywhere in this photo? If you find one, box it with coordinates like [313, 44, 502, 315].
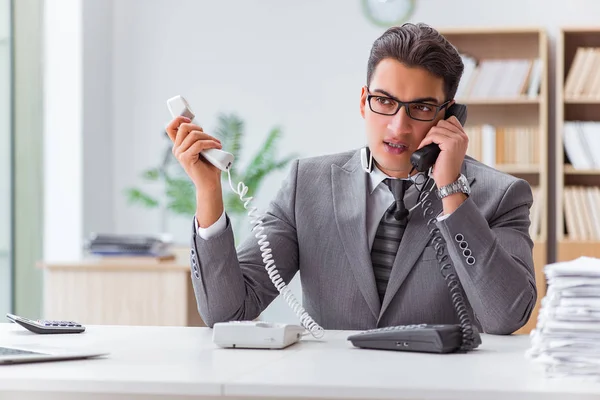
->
[166, 116, 225, 228]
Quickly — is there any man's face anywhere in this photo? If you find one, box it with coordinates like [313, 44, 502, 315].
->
[360, 58, 447, 178]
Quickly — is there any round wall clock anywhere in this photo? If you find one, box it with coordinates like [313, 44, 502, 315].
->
[361, 0, 417, 27]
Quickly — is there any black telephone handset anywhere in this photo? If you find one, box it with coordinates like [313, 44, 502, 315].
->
[347, 102, 482, 354]
[409, 103, 468, 173]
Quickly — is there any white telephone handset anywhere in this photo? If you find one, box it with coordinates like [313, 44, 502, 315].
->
[167, 96, 234, 171]
[167, 95, 324, 348]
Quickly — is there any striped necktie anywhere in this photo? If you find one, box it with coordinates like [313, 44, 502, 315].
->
[370, 178, 413, 303]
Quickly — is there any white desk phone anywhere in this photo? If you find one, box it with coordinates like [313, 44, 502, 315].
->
[167, 95, 481, 353]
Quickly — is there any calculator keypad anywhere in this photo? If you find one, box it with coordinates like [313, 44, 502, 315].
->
[39, 320, 82, 327]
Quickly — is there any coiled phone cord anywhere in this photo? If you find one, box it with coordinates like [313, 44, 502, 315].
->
[227, 171, 325, 339]
[416, 175, 478, 351]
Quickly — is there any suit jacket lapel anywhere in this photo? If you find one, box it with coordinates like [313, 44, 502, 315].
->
[379, 162, 476, 319]
[332, 152, 380, 320]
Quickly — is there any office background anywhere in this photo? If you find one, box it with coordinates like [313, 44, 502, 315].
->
[3, 0, 600, 327]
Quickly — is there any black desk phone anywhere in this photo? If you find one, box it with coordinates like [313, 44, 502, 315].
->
[348, 103, 482, 354]
[409, 103, 467, 173]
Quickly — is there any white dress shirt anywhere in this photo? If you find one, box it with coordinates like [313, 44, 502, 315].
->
[196, 165, 450, 244]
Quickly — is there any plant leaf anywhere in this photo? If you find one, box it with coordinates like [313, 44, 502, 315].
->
[244, 127, 282, 181]
[215, 114, 244, 164]
[213, 113, 245, 184]
[244, 153, 298, 185]
[125, 188, 160, 208]
[126, 114, 300, 228]
[223, 192, 247, 215]
[165, 178, 196, 216]
[142, 168, 161, 181]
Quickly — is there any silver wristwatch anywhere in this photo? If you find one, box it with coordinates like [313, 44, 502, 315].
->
[436, 174, 471, 199]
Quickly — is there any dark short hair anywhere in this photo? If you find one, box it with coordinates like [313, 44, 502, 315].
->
[366, 23, 464, 101]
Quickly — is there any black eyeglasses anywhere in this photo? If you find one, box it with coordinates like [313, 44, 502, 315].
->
[366, 92, 451, 122]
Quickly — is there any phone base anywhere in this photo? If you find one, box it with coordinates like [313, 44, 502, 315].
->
[212, 321, 305, 349]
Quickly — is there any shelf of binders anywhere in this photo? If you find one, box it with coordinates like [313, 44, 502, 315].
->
[438, 27, 548, 335]
[556, 28, 600, 261]
[464, 125, 541, 176]
[438, 26, 548, 238]
[457, 97, 541, 105]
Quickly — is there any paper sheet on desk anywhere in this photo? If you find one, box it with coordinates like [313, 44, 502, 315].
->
[543, 307, 600, 322]
[527, 256, 600, 380]
[560, 297, 600, 308]
[536, 355, 600, 380]
[545, 257, 600, 276]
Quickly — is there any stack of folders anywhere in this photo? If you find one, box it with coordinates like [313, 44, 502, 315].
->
[527, 257, 600, 379]
[85, 233, 173, 259]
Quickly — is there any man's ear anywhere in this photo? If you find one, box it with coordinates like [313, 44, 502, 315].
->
[360, 86, 368, 119]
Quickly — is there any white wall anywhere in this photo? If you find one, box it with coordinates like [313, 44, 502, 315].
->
[43, 0, 83, 262]
[45, 0, 600, 322]
[82, 0, 114, 238]
[44, 0, 114, 261]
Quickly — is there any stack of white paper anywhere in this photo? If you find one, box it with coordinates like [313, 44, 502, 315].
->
[527, 256, 600, 379]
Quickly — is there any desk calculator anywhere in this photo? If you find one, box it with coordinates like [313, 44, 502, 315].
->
[6, 313, 85, 334]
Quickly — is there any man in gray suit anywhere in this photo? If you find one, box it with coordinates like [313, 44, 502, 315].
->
[166, 23, 536, 335]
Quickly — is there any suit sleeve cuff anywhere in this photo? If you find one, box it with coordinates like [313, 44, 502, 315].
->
[435, 197, 493, 254]
[195, 211, 227, 240]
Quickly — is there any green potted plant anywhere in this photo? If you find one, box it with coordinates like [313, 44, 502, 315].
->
[126, 113, 298, 243]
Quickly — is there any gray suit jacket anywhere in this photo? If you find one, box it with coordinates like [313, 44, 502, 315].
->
[190, 149, 537, 334]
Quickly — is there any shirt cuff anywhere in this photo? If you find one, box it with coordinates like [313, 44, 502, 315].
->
[195, 211, 227, 239]
[436, 211, 451, 221]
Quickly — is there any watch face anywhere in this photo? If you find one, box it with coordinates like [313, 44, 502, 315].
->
[361, 0, 416, 27]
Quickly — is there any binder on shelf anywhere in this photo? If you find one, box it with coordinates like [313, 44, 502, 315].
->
[456, 55, 542, 99]
[565, 47, 600, 99]
[563, 186, 600, 241]
[563, 122, 600, 170]
[465, 125, 540, 168]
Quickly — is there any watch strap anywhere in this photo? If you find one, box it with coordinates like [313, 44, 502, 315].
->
[436, 174, 470, 199]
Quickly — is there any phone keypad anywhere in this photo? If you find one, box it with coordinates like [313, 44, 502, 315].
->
[361, 324, 428, 334]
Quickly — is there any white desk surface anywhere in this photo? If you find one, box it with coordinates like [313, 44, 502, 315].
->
[1, 323, 599, 400]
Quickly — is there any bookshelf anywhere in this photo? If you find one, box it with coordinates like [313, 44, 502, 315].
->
[439, 27, 549, 334]
[556, 28, 600, 262]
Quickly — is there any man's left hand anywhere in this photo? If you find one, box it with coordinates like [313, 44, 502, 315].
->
[417, 115, 468, 188]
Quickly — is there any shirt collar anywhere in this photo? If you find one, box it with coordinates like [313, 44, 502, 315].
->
[367, 164, 428, 194]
